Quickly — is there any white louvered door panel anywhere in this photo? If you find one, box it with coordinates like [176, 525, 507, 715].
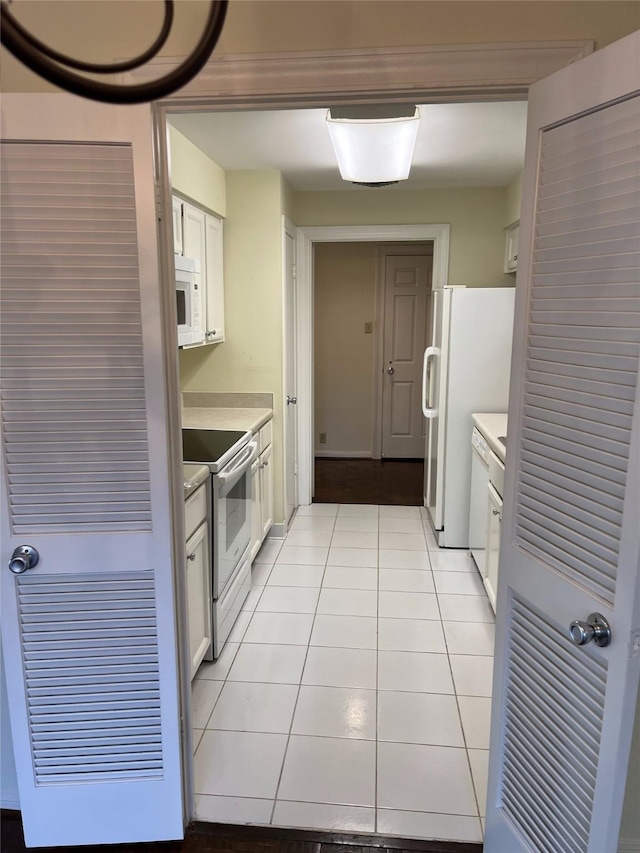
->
[485, 33, 640, 853]
[0, 95, 184, 848]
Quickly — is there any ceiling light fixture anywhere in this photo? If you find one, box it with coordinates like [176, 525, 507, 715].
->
[326, 106, 420, 186]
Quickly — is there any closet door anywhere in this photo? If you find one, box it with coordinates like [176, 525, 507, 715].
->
[485, 33, 640, 853]
[0, 94, 183, 847]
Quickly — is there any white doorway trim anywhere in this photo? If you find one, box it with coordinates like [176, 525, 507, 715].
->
[296, 224, 450, 505]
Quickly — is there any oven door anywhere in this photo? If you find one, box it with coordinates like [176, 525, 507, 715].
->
[212, 441, 258, 596]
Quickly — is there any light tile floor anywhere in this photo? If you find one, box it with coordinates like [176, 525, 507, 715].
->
[192, 503, 494, 844]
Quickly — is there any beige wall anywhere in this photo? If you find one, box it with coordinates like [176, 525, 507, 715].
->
[295, 187, 513, 287]
[2, 2, 639, 92]
[314, 243, 378, 455]
[169, 125, 226, 217]
[179, 170, 287, 521]
[504, 171, 523, 227]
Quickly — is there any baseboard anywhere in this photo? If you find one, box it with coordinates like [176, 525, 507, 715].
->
[0, 792, 20, 810]
[314, 451, 372, 458]
[267, 523, 287, 539]
[618, 839, 640, 853]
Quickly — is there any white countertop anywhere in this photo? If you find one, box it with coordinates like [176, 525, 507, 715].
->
[182, 407, 272, 434]
[472, 412, 508, 462]
[183, 463, 210, 499]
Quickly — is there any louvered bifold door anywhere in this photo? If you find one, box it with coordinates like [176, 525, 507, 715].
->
[0, 95, 183, 849]
[485, 33, 640, 853]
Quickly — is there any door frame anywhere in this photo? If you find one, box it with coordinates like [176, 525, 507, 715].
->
[296, 225, 448, 503]
[374, 242, 434, 461]
[142, 37, 592, 825]
[282, 216, 299, 527]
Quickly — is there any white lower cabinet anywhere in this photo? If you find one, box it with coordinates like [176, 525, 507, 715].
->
[250, 420, 274, 560]
[184, 483, 212, 679]
[484, 482, 502, 613]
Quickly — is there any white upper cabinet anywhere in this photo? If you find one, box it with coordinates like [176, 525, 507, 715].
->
[173, 195, 225, 346]
[204, 213, 225, 343]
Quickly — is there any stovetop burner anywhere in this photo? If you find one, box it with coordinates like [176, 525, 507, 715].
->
[182, 429, 250, 472]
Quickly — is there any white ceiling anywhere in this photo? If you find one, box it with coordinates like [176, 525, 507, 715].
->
[169, 101, 527, 192]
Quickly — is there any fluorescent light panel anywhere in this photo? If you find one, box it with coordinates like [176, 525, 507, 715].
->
[326, 108, 420, 183]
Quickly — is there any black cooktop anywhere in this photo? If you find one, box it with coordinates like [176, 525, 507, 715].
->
[183, 429, 249, 469]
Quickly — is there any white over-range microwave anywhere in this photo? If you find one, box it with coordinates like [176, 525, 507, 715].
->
[176, 255, 204, 347]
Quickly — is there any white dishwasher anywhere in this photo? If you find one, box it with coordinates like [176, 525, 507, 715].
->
[468, 426, 490, 577]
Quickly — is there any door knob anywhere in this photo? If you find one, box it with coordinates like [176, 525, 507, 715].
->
[287, 396, 297, 405]
[387, 366, 395, 375]
[9, 545, 39, 574]
[569, 613, 611, 648]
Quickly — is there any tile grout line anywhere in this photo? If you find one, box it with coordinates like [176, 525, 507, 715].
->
[431, 551, 484, 833]
[268, 505, 335, 825]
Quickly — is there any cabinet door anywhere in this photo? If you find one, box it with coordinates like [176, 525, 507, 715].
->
[186, 521, 212, 679]
[484, 482, 502, 613]
[172, 196, 183, 255]
[183, 201, 207, 321]
[250, 459, 262, 561]
[205, 213, 225, 343]
[260, 444, 274, 540]
[504, 221, 519, 272]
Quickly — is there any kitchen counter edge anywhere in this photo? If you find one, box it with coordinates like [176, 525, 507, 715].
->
[182, 406, 273, 434]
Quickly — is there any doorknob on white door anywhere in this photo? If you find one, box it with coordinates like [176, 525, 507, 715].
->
[387, 365, 395, 375]
[9, 545, 39, 574]
[287, 396, 297, 405]
[569, 613, 611, 647]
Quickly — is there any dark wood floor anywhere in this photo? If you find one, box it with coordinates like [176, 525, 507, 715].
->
[314, 459, 424, 506]
[1, 813, 482, 853]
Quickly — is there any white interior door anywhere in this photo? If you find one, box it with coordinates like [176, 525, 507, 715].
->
[283, 218, 298, 525]
[381, 249, 432, 458]
[0, 94, 184, 847]
[485, 32, 640, 853]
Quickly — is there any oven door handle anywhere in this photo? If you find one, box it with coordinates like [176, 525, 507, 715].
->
[217, 442, 258, 486]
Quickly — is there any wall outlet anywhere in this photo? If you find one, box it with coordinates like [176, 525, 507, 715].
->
[319, 432, 327, 444]
[364, 322, 373, 334]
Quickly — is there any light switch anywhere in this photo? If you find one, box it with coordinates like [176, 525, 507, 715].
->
[364, 322, 373, 334]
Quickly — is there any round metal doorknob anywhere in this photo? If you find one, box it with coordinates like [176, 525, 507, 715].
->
[287, 396, 297, 405]
[387, 366, 395, 375]
[9, 545, 39, 574]
[568, 613, 611, 648]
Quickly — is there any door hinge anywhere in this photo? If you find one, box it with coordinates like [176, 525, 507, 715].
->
[294, 462, 298, 475]
[154, 185, 164, 221]
[292, 264, 297, 280]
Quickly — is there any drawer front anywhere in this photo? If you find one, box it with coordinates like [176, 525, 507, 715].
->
[213, 550, 251, 657]
[259, 419, 273, 454]
[184, 482, 208, 540]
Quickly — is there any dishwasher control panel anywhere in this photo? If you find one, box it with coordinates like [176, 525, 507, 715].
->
[471, 426, 490, 464]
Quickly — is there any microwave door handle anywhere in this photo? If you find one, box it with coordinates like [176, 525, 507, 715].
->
[422, 346, 437, 419]
[217, 442, 258, 486]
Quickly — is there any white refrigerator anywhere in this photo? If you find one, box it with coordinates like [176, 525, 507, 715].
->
[422, 286, 515, 547]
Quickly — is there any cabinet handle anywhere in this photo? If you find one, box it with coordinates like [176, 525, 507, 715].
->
[187, 552, 196, 561]
[492, 509, 500, 516]
[513, 255, 518, 261]
[205, 329, 216, 338]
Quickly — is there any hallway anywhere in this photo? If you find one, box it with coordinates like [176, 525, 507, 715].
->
[314, 460, 424, 506]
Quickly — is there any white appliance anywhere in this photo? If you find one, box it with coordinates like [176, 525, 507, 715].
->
[175, 255, 204, 347]
[182, 429, 258, 657]
[422, 286, 515, 547]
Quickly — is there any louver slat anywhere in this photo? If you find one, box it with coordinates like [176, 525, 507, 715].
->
[500, 596, 607, 853]
[514, 96, 640, 606]
[17, 572, 163, 784]
[0, 142, 152, 534]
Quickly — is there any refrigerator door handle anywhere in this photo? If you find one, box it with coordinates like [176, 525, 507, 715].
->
[422, 346, 438, 418]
